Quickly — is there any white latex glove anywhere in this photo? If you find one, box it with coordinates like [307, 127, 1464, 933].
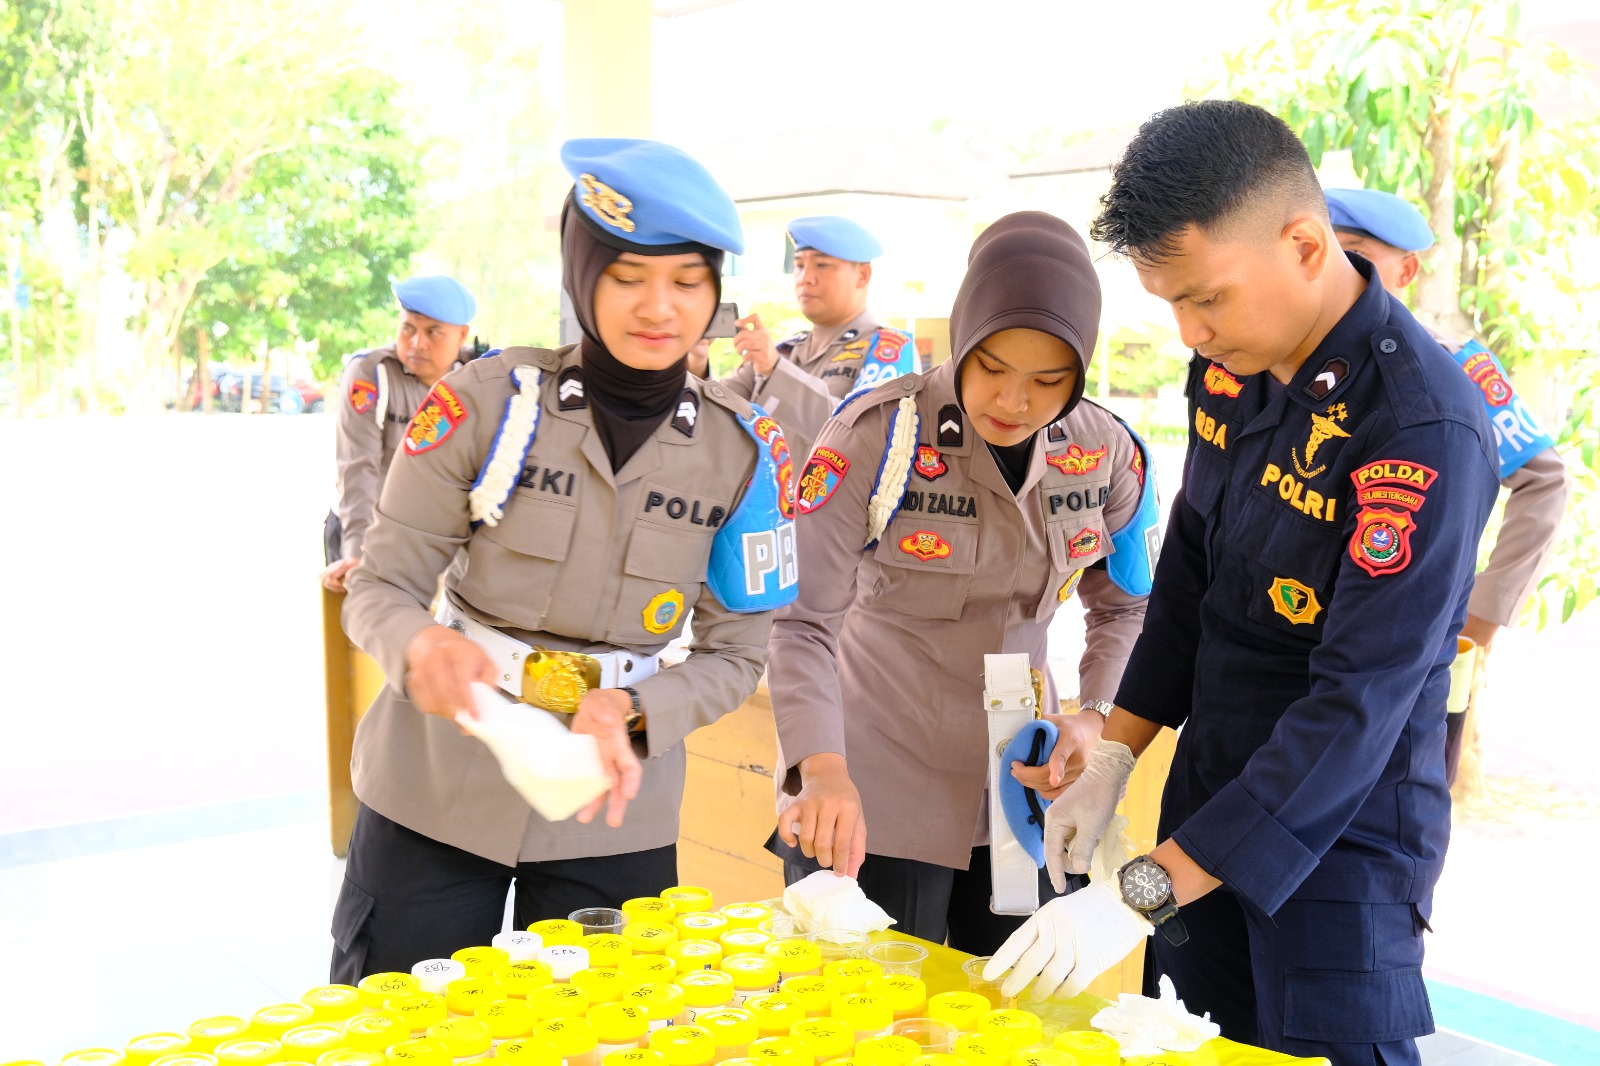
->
[1045, 738, 1135, 890]
[982, 881, 1152, 1000]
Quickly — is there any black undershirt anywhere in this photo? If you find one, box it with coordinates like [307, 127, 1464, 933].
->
[987, 437, 1036, 495]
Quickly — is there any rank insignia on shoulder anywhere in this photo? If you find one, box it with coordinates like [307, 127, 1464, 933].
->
[797, 447, 849, 514]
[672, 388, 699, 436]
[1304, 357, 1350, 402]
[1047, 444, 1107, 476]
[937, 404, 963, 449]
[1068, 527, 1101, 558]
[1269, 577, 1322, 624]
[404, 381, 468, 455]
[1350, 506, 1414, 577]
[349, 378, 378, 414]
[1204, 365, 1243, 397]
[898, 529, 952, 562]
[840, 329, 859, 343]
[642, 588, 685, 635]
[1047, 421, 1067, 443]
[913, 445, 946, 481]
[777, 330, 810, 354]
[1058, 568, 1084, 603]
[557, 366, 586, 410]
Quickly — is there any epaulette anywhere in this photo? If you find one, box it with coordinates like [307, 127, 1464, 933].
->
[775, 330, 811, 355]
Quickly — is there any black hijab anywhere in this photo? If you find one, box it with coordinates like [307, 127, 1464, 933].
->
[559, 193, 725, 472]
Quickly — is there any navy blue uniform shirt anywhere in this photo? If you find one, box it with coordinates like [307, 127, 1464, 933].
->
[1116, 255, 1499, 916]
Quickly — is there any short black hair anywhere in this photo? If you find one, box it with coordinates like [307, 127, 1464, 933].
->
[1091, 99, 1326, 263]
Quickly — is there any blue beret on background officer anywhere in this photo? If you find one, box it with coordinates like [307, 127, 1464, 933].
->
[331, 137, 797, 980]
[321, 274, 478, 592]
[1327, 187, 1571, 785]
[722, 213, 915, 462]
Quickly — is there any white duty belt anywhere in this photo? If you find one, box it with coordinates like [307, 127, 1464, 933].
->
[985, 652, 1042, 916]
[435, 598, 659, 707]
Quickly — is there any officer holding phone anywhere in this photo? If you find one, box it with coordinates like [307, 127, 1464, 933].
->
[723, 215, 915, 461]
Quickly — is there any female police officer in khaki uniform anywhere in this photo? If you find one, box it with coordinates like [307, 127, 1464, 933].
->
[767, 212, 1160, 953]
[333, 139, 797, 980]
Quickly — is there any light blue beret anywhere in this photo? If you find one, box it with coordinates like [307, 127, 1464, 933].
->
[1325, 188, 1434, 252]
[788, 215, 882, 262]
[998, 719, 1059, 867]
[393, 275, 476, 326]
[560, 138, 744, 255]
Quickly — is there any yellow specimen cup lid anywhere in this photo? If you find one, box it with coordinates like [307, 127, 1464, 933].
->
[677, 968, 735, 1008]
[301, 986, 361, 1023]
[622, 897, 678, 923]
[125, 1033, 192, 1066]
[584, 933, 633, 968]
[586, 1001, 651, 1043]
[316, 1050, 385, 1066]
[667, 939, 722, 973]
[951, 1034, 1008, 1065]
[60, 1052, 125, 1066]
[675, 912, 729, 939]
[494, 960, 555, 998]
[1009, 1051, 1071, 1066]
[661, 886, 714, 914]
[383, 1039, 449, 1066]
[746, 1036, 813, 1066]
[185, 1019, 252, 1054]
[718, 930, 772, 957]
[744, 993, 805, 1034]
[149, 1055, 218, 1066]
[528, 919, 586, 947]
[621, 981, 685, 1022]
[572, 966, 631, 1004]
[340, 1012, 408, 1053]
[534, 1016, 599, 1057]
[213, 1039, 282, 1066]
[426, 1018, 492, 1060]
[719, 953, 780, 990]
[1051, 1031, 1117, 1066]
[476, 998, 538, 1040]
[280, 1025, 348, 1057]
[909, 1057, 963, 1066]
[820, 959, 881, 994]
[623, 921, 679, 954]
[623, 953, 679, 982]
[856, 1036, 921, 1066]
[445, 975, 506, 1015]
[493, 1039, 561, 1066]
[831, 993, 892, 1033]
[695, 1007, 757, 1048]
[452, 946, 511, 979]
[717, 904, 771, 930]
[385, 992, 449, 1033]
[973, 1010, 1040, 1051]
[864, 975, 926, 1015]
[251, 1004, 315, 1039]
[603, 1051, 664, 1066]
[530, 982, 591, 1019]
[779, 976, 835, 1015]
[764, 940, 822, 976]
[925, 993, 989, 1032]
[358, 973, 420, 1009]
[788, 1018, 851, 1060]
[647, 1025, 715, 1066]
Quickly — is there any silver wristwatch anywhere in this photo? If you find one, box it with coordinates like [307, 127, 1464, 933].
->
[1080, 698, 1114, 719]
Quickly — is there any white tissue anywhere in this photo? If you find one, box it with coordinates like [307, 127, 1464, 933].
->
[1089, 814, 1134, 886]
[456, 682, 610, 821]
[781, 870, 897, 933]
[1089, 974, 1222, 1056]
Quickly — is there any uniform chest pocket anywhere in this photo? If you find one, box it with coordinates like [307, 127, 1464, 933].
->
[606, 522, 714, 646]
[461, 497, 578, 630]
[1184, 446, 1229, 517]
[1241, 490, 1345, 640]
[869, 516, 977, 621]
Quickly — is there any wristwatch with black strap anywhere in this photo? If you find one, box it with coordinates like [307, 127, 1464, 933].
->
[1118, 853, 1190, 945]
[619, 686, 646, 733]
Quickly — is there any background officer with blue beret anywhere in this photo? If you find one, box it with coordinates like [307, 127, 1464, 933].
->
[724, 215, 915, 461]
[332, 138, 796, 978]
[321, 275, 478, 592]
[1326, 187, 1571, 784]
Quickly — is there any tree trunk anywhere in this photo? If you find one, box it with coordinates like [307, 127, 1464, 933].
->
[1416, 111, 1474, 339]
[197, 328, 212, 412]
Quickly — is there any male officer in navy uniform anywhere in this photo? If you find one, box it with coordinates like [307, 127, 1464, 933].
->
[321, 275, 477, 592]
[723, 215, 914, 461]
[1325, 188, 1571, 784]
[985, 101, 1500, 1066]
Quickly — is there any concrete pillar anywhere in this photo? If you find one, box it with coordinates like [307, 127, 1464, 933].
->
[562, 0, 653, 138]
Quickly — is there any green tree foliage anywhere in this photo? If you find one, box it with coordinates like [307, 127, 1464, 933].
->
[1216, 0, 1600, 624]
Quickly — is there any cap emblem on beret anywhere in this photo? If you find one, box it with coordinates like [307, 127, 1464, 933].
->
[579, 173, 636, 232]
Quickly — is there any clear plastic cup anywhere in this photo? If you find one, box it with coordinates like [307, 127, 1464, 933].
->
[757, 916, 817, 940]
[571, 908, 629, 937]
[810, 930, 870, 963]
[958, 958, 1012, 1009]
[864, 943, 926, 978]
[888, 1020, 957, 1056]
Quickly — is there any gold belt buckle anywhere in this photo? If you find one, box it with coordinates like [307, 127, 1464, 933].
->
[521, 647, 602, 714]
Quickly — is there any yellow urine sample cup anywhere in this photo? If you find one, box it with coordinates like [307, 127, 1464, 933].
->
[301, 987, 362, 1023]
[530, 982, 591, 1019]
[718, 931, 772, 958]
[668, 940, 723, 974]
[476, 998, 538, 1040]
[452, 947, 511, 980]
[1050, 1032, 1116, 1066]
[661, 886, 715, 914]
[492, 1039, 561, 1066]
[679, 969, 736, 1019]
[125, 1034, 192, 1066]
[924, 994, 989, 1034]
[383, 1039, 450, 1066]
[535, 1016, 600, 1066]
[622, 898, 679, 924]
[150, 1055, 218, 1066]
[445, 976, 506, 1016]
[528, 919, 586, 947]
[695, 1006, 757, 1060]
[864, 977, 925, 1020]
[764, 940, 822, 982]
[603, 1051, 664, 1066]
[386, 993, 450, 1034]
[908, 1057, 963, 1066]
[572, 967, 632, 1005]
[854, 1037, 920, 1066]
[623, 954, 679, 983]
[358, 974, 421, 1010]
[720, 954, 781, 1004]
[587, 1002, 651, 1053]
[742, 994, 805, 1038]
[623, 922, 679, 955]
[585, 934, 633, 968]
[426, 1018, 492, 1061]
[252, 1005, 315, 1040]
[279, 1025, 348, 1059]
[972, 1011, 1040, 1052]
[212, 1039, 282, 1066]
[778, 977, 835, 1018]
[494, 961, 554, 998]
[819, 960, 880, 995]
[317, 1050, 385, 1066]
[830, 994, 892, 1041]
[717, 905, 771, 931]
[60, 1052, 125, 1066]
[1007, 1051, 1071, 1066]
[621, 982, 686, 1028]
[187, 1019, 252, 1054]
[788, 1018, 851, 1062]
[340, 1013, 408, 1054]
[950, 1035, 1008, 1066]
[647, 1025, 715, 1066]
[676, 913, 729, 940]
[745, 1037, 812, 1066]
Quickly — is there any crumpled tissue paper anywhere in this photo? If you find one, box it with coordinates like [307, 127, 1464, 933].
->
[456, 682, 610, 821]
[1090, 973, 1222, 1056]
[782, 870, 897, 933]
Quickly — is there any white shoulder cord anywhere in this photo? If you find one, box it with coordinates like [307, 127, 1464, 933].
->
[373, 362, 389, 427]
[864, 396, 920, 548]
[468, 366, 543, 527]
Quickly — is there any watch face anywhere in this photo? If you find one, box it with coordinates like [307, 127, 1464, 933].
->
[1121, 858, 1172, 911]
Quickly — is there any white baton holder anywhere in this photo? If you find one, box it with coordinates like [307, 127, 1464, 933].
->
[984, 652, 1040, 916]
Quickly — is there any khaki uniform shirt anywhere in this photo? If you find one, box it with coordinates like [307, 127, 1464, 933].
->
[334, 347, 463, 562]
[767, 360, 1150, 870]
[724, 310, 887, 462]
[343, 345, 775, 866]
